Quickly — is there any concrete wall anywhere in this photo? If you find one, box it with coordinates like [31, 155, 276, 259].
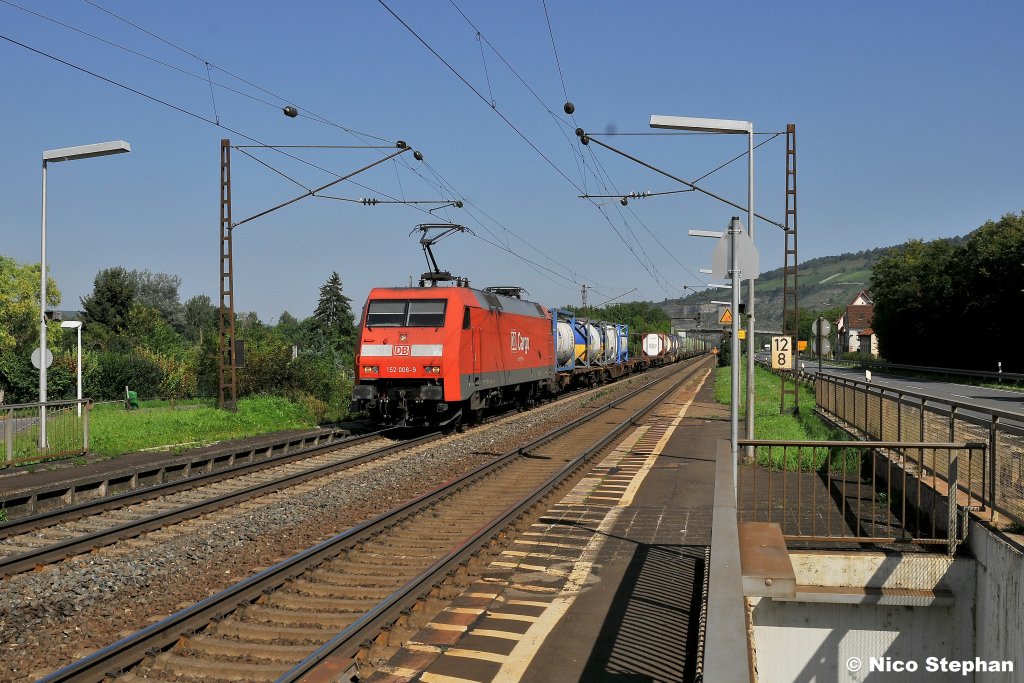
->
[750, 551, 976, 682]
[970, 520, 1024, 682]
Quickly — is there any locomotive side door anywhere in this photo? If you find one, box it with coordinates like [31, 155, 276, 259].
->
[465, 306, 480, 384]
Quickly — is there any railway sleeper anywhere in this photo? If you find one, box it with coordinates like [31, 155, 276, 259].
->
[180, 635, 314, 663]
[289, 579, 398, 600]
[147, 652, 290, 682]
[322, 561, 396, 577]
[346, 551, 444, 566]
[357, 543, 448, 559]
[266, 592, 380, 612]
[310, 570, 417, 588]
[239, 605, 360, 628]
[211, 619, 330, 644]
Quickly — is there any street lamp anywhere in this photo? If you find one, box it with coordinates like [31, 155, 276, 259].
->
[60, 320, 83, 417]
[651, 114, 756, 449]
[690, 218, 744, 491]
[40, 140, 130, 446]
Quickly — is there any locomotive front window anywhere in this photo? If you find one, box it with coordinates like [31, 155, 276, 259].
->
[407, 299, 446, 327]
[366, 299, 447, 327]
[366, 300, 406, 327]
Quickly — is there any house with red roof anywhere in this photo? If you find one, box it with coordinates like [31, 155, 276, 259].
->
[834, 290, 878, 357]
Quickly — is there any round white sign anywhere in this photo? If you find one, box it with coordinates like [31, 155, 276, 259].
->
[31, 347, 54, 369]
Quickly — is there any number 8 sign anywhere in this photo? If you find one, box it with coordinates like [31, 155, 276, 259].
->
[771, 336, 792, 371]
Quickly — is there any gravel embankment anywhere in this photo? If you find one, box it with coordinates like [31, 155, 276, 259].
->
[0, 364, 688, 680]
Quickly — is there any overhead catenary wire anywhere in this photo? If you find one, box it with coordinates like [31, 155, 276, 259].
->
[80, 0, 393, 143]
[578, 129, 787, 230]
[377, 0, 585, 194]
[390, 0, 685, 296]
[541, 0, 570, 104]
[1, 5, 632, 303]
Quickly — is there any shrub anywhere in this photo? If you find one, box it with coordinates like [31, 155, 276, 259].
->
[84, 351, 165, 400]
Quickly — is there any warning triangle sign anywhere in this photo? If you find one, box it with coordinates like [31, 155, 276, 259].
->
[719, 308, 733, 324]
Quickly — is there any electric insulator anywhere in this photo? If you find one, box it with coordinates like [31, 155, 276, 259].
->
[413, 150, 424, 161]
[563, 101, 575, 115]
[282, 106, 298, 118]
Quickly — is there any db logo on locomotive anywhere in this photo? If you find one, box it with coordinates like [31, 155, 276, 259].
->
[393, 345, 411, 356]
[510, 331, 530, 353]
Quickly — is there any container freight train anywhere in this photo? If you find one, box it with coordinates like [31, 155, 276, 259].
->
[351, 284, 706, 427]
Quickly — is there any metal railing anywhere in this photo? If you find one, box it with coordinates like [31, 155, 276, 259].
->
[0, 399, 91, 467]
[814, 373, 1024, 527]
[738, 439, 986, 555]
[801, 357, 1024, 384]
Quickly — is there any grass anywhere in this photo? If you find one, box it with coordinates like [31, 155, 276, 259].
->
[87, 395, 318, 458]
[716, 356, 858, 472]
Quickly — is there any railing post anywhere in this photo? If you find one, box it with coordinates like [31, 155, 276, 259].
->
[989, 417, 997, 520]
[897, 392, 903, 442]
[83, 400, 91, 453]
[5, 407, 12, 466]
[948, 451, 958, 556]
[880, 387, 888, 440]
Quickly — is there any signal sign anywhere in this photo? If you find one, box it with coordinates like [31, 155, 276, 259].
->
[719, 308, 733, 325]
[771, 336, 793, 371]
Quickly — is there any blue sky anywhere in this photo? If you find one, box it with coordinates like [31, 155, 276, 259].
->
[1, 1, 1020, 321]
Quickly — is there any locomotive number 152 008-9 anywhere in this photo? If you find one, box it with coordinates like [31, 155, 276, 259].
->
[386, 366, 415, 373]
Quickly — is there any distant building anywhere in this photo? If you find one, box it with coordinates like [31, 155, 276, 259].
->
[45, 310, 84, 322]
[835, 290, 878, 357]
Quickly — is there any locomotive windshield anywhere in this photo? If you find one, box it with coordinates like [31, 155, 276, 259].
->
[366, 299, 447, 327]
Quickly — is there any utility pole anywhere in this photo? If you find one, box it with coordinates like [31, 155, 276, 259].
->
[581, 284, 588, 310]
[218, 139, 237, 410]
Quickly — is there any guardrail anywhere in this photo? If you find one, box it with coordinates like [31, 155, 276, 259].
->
[0, 399, 90, 467]
[738, 438, 985, 555]
[799, 356, 1024, 384]
[814, 373, 1024, 528]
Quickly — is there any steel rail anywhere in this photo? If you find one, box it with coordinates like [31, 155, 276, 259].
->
[280, 357, 706, 682]
[43, 357, 709, 683]
[0, 431, 389, 538]
[0, 431, 441, 577]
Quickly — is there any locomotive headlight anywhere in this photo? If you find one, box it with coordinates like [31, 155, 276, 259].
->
[362, 365, 379, 374]
[425, 366, 441, 374]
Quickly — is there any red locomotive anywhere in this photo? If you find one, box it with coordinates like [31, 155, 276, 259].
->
[351, 285, 556, 427]
[350, 223, 708, 427]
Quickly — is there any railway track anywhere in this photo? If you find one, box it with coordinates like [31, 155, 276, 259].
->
[43, 356, 711, 683]
[0, 431, 437, 577]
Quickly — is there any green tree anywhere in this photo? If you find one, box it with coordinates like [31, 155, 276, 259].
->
[124, 303, 184, 355]
[81, 266, 137, 334]
[0, 255, 60, 355]
[132, 270, 184, 331]
[870, 212, 1023, 370]
[276, 311, 306, 347]
[183, 294, 218, 343]
[0, 255, 62, 402]
[312, 272, 356, 354]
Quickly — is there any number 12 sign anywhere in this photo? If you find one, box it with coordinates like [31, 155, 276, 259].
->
[771, 336, 793, 371]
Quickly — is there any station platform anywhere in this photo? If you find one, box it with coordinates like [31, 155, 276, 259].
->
[0, 427, 347, 516]
[367, 363, 725, 683]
